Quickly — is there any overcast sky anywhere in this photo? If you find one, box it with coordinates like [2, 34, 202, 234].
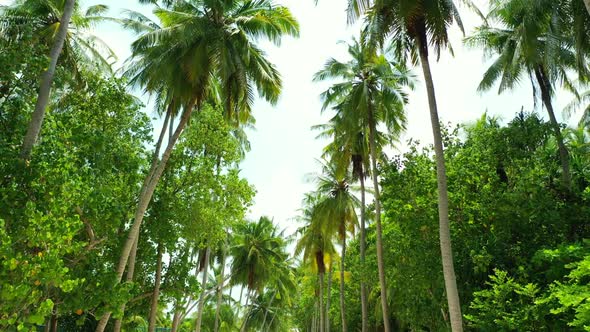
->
[6, 0, 582, 236]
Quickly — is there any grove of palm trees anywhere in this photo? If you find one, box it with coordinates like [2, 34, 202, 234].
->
[1, 0, 589, 331]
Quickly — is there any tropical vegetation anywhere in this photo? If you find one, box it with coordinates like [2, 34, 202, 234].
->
[1, 0, 589, 331]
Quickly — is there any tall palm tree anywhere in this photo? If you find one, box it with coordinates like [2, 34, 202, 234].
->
[366, 1, 481, 330]
[314, 102, 392, 332]
[295, 196, 337, 332]
[314, 160, 359, 332]
[95, 1, 298, 331]
[314, 34, 410, 331]
[2, 0, 116, 159]
[466, 0, 584, 189]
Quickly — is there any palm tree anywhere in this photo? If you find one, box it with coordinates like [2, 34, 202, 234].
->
[465, 0, 584, 189]
[313, 160, 359, 332]
[314, 101, 393, 332]
[95, 1, 298, 330]
[313, 34, 410, 331]
[2, 0, 116, 159]
[365, 1, 482, 330]
[230, 216, 288, 331]
[295, 196, 337, 332]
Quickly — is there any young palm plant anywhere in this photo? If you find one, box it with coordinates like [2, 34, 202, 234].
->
[314, 34, 411, 331]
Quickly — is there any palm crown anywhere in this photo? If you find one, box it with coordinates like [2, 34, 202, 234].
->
[124, 0, 299, 119]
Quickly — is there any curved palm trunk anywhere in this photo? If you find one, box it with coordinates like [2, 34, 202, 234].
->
[319, 272, 325, 332]
[148, 243, 164, 332]
[358, 171, 368, 332]
[113, 236, 139, 332]
[214, 249, 227, 332]
[261, 290, 277, 329]
[339, 235, 347, 332]
[534, 67, 572, 190]
[171, 310, 182, 332]
[20, 0, 76, 160]
[240, 289, 252, 332]
[112, 109, 171, 332]
[326, 264, 333, 332]
[95, 101, 195, 332]
[195, 248, 210, 332]
[417, 34, 463, 332]
[367, 107, 391, 332]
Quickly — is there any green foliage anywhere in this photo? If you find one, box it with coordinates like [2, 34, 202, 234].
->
[465, 270, 550, 331]
[542, 244, 590, 330]
[0, 70, 151, 329]
[373, 112, 590, 331]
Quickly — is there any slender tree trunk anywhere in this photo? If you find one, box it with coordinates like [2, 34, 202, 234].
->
[171, 301, 182, 332]
[326, 265, 333, 332]
[319, 273, 325, 332]
[339, 235, 347, 332]
[214, 248, 227, 332]
[358, 170, 368, 332]
[311, 302, 317, 332]
[48, 304, 57, 332]
[240, 289, 252, 332]
[417, 34, 463, 332]
[148, 243, 164, 332]
[584, 0, 590, 17]
[534, 67, 572, 189]
[20, 0, 75, 160]
[95, 101, 195, 332]
[195, 248, 210, 332]
[261, 290, 277, 329]
[239, 285, 244, 305]
[367, 106, 391, 332]
[113, 235, 139, 332]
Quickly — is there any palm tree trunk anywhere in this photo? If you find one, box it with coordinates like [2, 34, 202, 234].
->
[171, 302, 182, 332]
[534, 66, 572, 189]
[214, 248, 227, 332]
[148, 243, 164, 332]
[113, 235, 139, 332]
[20, 0, 76, 160]
[261, 290, 277, 329]
[319, 273, 325, 332]
[195, 247, 210, 332]
[240, 289, 252, 332]
[95, 100, 195, 332]
[358, 170, 368, 332]
[584, 0, 590, 17]
[326, 264, 333, 332]
[417, 33, 463, 332]
[367, 106, 391, 332]
[339, 235, 347, 332]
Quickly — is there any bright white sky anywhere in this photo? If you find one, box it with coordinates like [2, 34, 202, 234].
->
[4, 0, 582, 237]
